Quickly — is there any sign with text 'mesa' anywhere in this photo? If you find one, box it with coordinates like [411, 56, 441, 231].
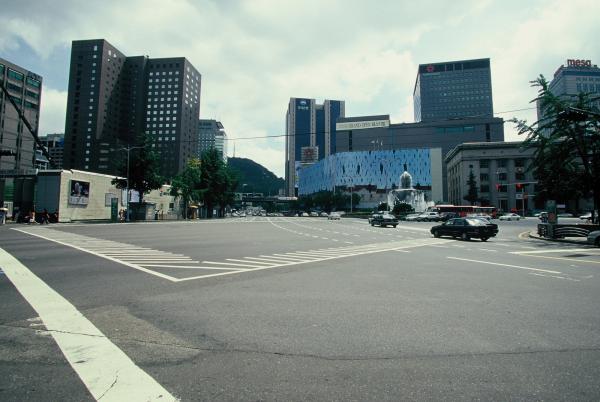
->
[567, 59, 592, 67]
[336, 119, 390, 131]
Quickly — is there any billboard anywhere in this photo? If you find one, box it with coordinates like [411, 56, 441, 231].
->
[336, 119, 389, 131]
[301, 146, 319, 164]
[68, 180, 90, 205]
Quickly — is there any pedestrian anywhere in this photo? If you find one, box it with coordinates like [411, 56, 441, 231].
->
[41, 209, 50, 224]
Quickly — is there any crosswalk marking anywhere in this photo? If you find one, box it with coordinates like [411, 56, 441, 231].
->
[15, 227, 453, 282]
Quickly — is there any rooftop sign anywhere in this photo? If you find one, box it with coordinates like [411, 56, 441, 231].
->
[567, 59, 592, 67]
[336, 119, 390, 131]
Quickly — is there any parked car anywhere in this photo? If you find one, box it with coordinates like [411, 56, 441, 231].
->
[439, 212, 459, 221]
[301, 212, 309, 217]
[328, 212, 341, 220]
[588, 230, 600, 247]
[370, 213, 399, 228]
[558, 212, 574, 217]
[416, 211, 441, 222]
[580, 212, 593, 222]
[309, 211, 319, 217]
[404, 213, 421, 221]
[320, 212, 329, 217]
[430, 218, 498, 241]
[499, 213, 521, 221]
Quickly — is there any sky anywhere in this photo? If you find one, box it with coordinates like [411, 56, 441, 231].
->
[1, 0, 599, 178]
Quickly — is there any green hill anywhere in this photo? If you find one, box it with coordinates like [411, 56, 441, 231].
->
[228, 157, 284, 196]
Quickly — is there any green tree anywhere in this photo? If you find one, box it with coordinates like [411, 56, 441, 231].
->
[112, 133, 163, 204]
[463, 170, 479, 205]
[377, 202, 389, 212]
[513, 76, 600, 220]
[199, 148, 238, 218]
[392, 202, 414, 216]
[170, 158, 202, 219]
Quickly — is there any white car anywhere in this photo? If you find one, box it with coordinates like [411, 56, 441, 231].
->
[328, 212, 341, 220]
[404, 213, 421, 221]
[499, 213, 521, 221]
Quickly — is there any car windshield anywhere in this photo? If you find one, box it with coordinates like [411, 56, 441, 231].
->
[466, 219, 485, 226]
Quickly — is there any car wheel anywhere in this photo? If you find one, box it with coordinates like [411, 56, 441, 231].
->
[371, 222, 374, 226]
[596, 238, 600, 247]
[481, 237, 488, 242]
[393, 225, 397, 228]
[433, 230, 440, 238]
[461, 232, 470, 241]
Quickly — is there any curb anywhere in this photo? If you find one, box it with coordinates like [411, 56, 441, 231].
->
[527, 230, 588, 245]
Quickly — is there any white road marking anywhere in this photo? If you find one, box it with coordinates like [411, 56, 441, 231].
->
[447, 257, 562, 274]
[0, 248, 177, 401]
[14, 228, 181, 282]
[478, 248, 498, 252]
[512, 248, 600, 254]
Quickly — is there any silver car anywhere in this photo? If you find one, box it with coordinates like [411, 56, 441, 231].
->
[588, 230, 600, 247]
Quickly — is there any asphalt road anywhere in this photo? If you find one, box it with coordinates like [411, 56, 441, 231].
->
[1, 216, 599, 401]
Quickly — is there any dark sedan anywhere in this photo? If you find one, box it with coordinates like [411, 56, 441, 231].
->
[370, 213, 398, 228]
[430, 218, 498, 241]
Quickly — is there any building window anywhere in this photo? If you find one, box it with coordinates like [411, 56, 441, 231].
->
[497, 159, 507, 168]
[480, 185, 490, 193]
[480, 173, 489, 181]
[8, 69, 24, 81]
[480, 159, 490, 168]
[497, 172, 507, 181]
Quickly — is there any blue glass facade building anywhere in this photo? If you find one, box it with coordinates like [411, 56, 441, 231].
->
[285, 98, 345, 196]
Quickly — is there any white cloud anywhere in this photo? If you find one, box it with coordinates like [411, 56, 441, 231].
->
[2, 0, 599, 177]
[38, 88, 67, 135]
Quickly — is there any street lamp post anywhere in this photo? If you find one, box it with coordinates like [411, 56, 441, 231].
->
[118, 145, 144, 222]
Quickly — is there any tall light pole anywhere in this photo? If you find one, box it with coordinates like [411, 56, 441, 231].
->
[118, 145, 144, 222]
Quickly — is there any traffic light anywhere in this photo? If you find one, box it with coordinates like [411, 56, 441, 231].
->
[516, 183, 523, 190]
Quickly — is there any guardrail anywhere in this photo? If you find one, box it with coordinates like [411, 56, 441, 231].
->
[538, 223, 600, 239]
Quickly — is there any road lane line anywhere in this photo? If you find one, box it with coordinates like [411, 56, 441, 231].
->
[447, 257, 562, 274]
[0, 248, 178, 401]
[512, 254, 600, 265]
[139, 264, 241, 270]
[202, 261, 264, 268]
[512, 248, 600, 254]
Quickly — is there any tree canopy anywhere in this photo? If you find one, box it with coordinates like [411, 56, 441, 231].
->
[169, 158, 202, 219]
[512, 75, 600, 219]
[463, 170, 479, 206]
[198, 148, 238, 218]
[111, 132, 163, 204]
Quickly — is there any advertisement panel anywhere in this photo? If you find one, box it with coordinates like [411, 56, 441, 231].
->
[301, 146, 319, 164]
[336, 119, 390, 131]
[68, 180, 90, 205]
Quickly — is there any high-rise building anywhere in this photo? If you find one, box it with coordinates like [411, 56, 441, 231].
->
[537, 58, 600, 121]
[198, 119, 227, 161]
[0, 58, 43, 208]
[284, 97, 345, 196]
[413, 58, 493, 122]
[39, 133, 65, 169]
[63, 39, 201, 179]
[0, 57, 43, 173]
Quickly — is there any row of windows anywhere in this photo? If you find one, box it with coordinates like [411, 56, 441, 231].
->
[435, 126, 476, 134]
[576, 83, 600, 92]
[149, 71, 179, 76]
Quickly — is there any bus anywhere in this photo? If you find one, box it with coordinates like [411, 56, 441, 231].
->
[427, 205, 498, 218]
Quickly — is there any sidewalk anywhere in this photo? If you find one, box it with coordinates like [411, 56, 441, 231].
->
[528, 230, 590, 245]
